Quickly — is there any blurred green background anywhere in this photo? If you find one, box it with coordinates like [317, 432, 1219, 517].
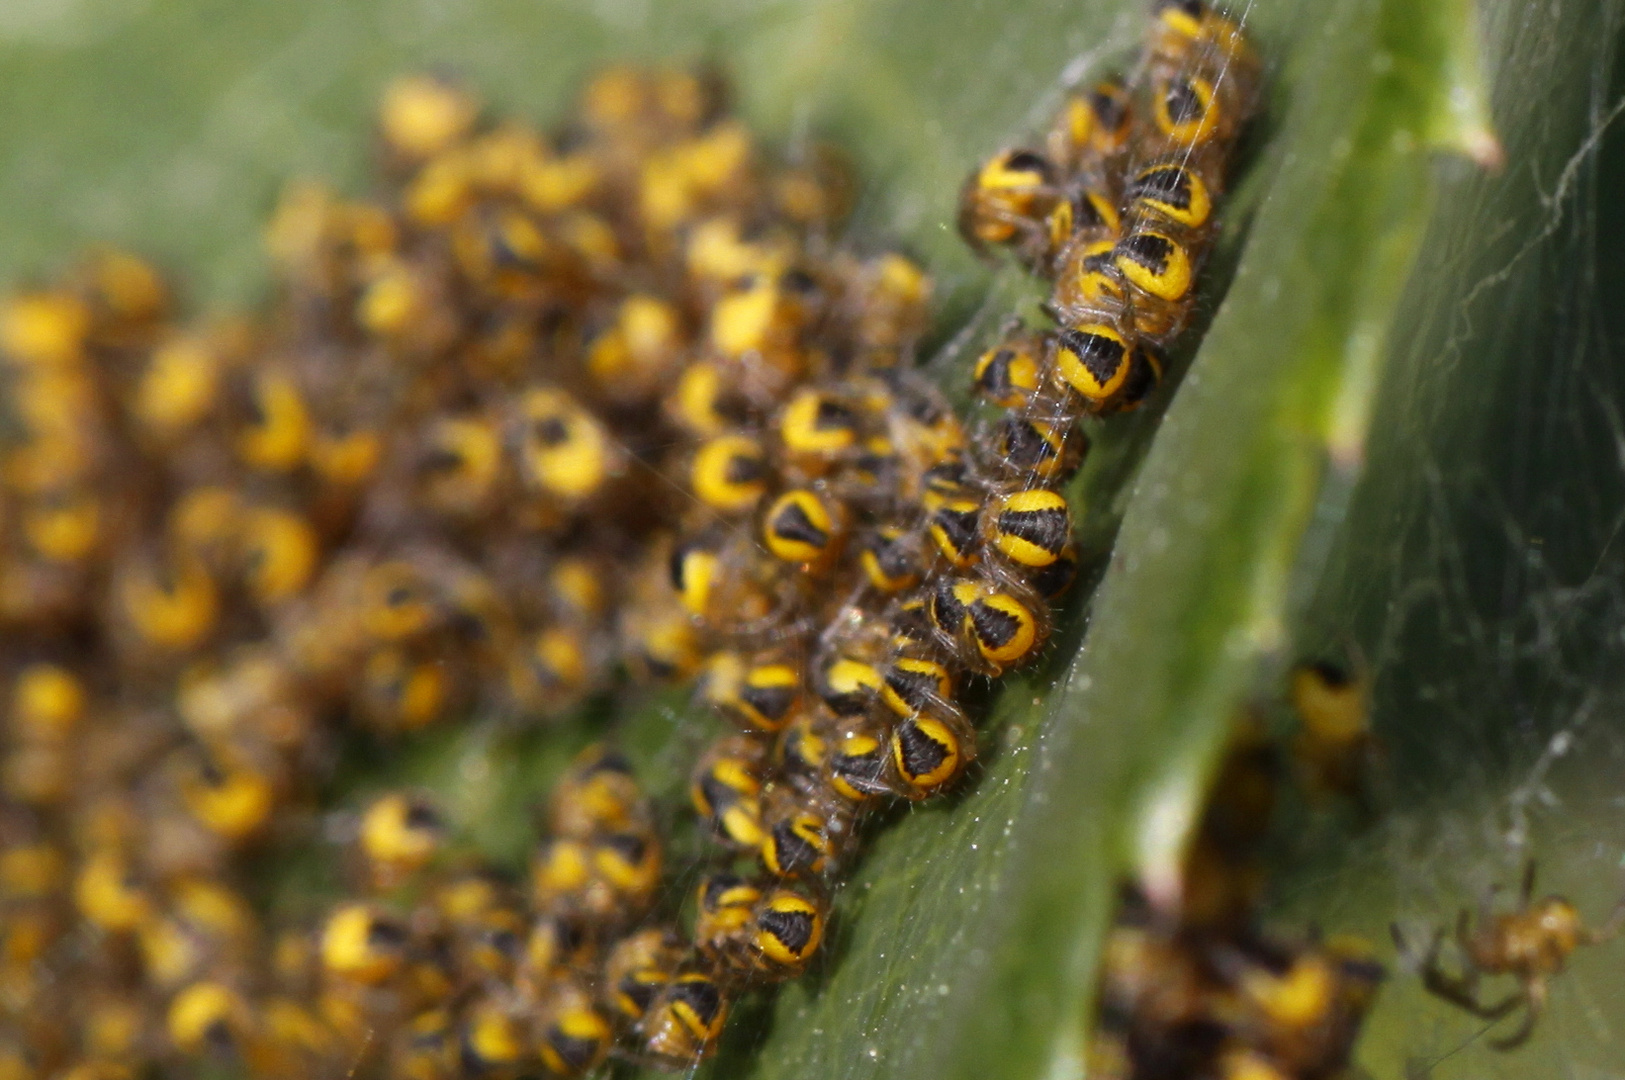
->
[0, 0, 1133, 312]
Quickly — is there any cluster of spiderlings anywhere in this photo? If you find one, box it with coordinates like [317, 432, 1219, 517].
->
[961, 0, 1259, 419]
[313, 749, 675, 1078]
[298, 748, 825, 1078]
[1089, 715, 1386, 1080]
[0, 2, 1274, 1073]
[639, 0, 1263, 1058]
[0, 61, 923, 1078]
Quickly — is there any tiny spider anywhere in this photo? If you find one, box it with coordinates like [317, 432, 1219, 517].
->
[1392, 861, 1625, 1050]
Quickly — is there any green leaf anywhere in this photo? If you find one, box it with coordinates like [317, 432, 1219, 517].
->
[1267, 0, 1625, 1074]
[4, 1, 1624, 1078]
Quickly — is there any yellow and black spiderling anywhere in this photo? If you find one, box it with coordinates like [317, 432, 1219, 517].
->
[1047, 77, 1134, 170]
[380, 73, 480, 164]
[858, 523, 926, 594]
[320, 902, 411, 985]
[774, 713, 828, 782]
[690, 433, 770, 514]
[359, 558, 440, 643]
[669, 533, 724, 618]
[1053, 319, 1131, 409]
[928, 574, 1047, 675]
[701, 651, 803, 733]
[749, 886, 826, 977]
[639, 968, 730, 1067]
[689, 736, 767, 849]
[1050, 236, 1128, 323]
[825, 718, 897, 802]
[515, 387, 618, 507]
[778, 387, 862, 468]
[601, 928, 679, 1026]
[708, 268, 820, 375]
[456, 997, 529, 1077]
[72, 848, 149, 934]
[667, 359, 742, 437]
[1288, 660, 1366, 744]
[991, 412, 1087, 484]
[179, 752, 277, 843]
[1148, 0, 1260, 101]
[536, 985, 613, 1077]
[699, 877, 827, 984]
[358, 791, 446, 889]
[1113, 229, 1196, 333]
[958, 148, 1059, 258]
[964, 584, 1046, 673]
[238, 504, 320, 606]
[1044, 183, 1123, 267]
[759, 797, 841, 879]
[891, 712, 973, 798]
[234, 370, 312, 474]
[586, 293, 688, 400]
[114, 551, 220, 653]
[1288, 657, 1377, 807]
[879, 654, 955, 720]
[623, 600, 705, 682]
[972, 336, 1044, 409]
[761, 487, 844, 567]
[165, 981, 249, 1058]
[986, 488, 1073, 571]
[359, 644, 457, 732]
[1125, 159, 1214, 233]
[694, 873, 763, 958]
[814, 655, 883, 718]
[507, 624, 597, 711]
[927, 496, 984, 570]
[531, 826, 662, 926]
[1219, 935, 1386, 1075]
[415, 412, 506, 518]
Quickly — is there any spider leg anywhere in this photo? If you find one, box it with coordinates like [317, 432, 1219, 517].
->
[1454, 908, 1475, 957]
[1487, 976, 1545, 1051]
[1413, 934, 1523, 1022]
[1422, 968, 1524, 1023]
[1411, 924, 1476, 1003]
[1518, 859, 1537, 908]
[1388, 921, 1409, 955]
[1418, 960, 1479, 1012]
